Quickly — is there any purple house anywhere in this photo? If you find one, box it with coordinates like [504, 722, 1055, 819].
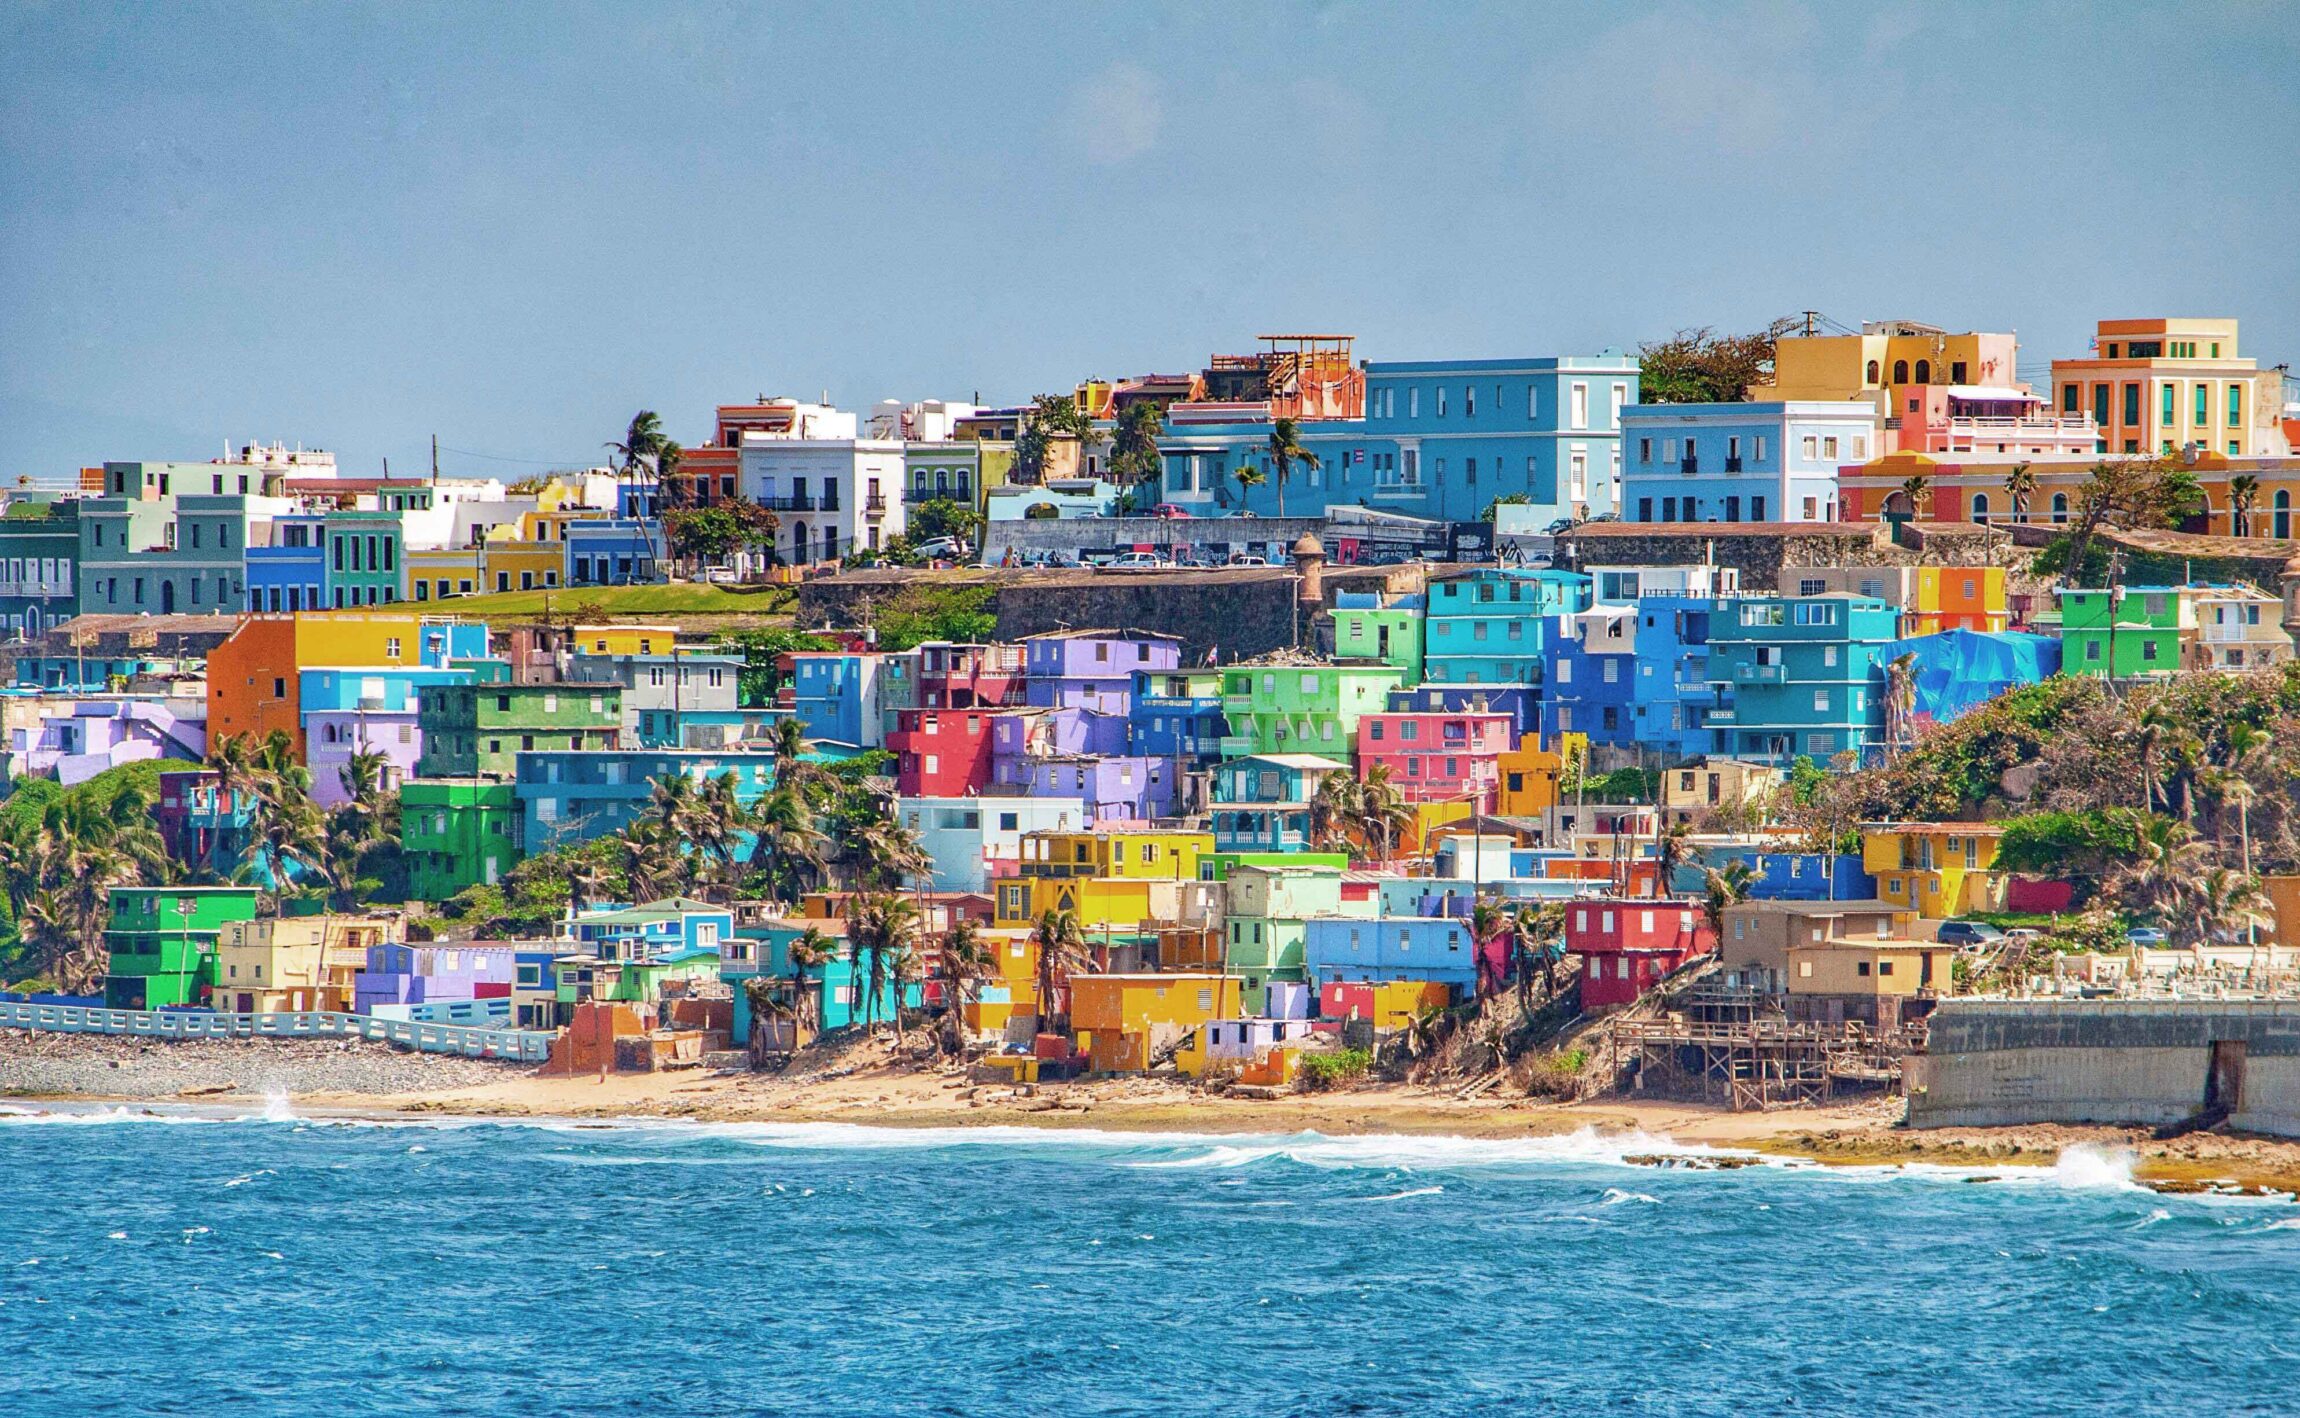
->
[990, 753, 1174, 821]
[8, 696, 207, 785]
[1021, 631, 1182, 714]
[990, 706, 1130, 764]
[353, 941, 519, 1013]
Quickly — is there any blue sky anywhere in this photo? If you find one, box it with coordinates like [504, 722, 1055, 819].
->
[3, 1, 2294, 479]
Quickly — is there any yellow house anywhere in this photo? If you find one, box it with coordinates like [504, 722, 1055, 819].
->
[1758, 324, 2022, 406]
[1786, 939, 1950, 1004]
[213, 914, 398, 1013]
[1018, 827, 1212, 882]
[1661, 758, 1783, 826]
[1911, 567, 2010, 635]
[993, 875, 1157, 935]
[1496, 732, 1578, 817]
[1070, 972, 1244, 1073]
[2050, 318, 2288, 458]
[479, 537, 564, 595]
[1862, 823, 2007, 918]
[407, 546, 487, 603]
[573, 624, 681, 657]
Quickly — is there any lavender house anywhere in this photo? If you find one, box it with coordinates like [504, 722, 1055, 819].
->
[302, 667, 471, 807]
[990, 752, 1174, 821]
[1021, 631, 1182, 714]
[990, 706, 1130, 764]
[8, 695, 207, 785]
[353, 941, 519, 1013]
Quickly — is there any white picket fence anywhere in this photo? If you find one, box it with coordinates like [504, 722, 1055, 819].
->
[0, 1000, 554, 1063]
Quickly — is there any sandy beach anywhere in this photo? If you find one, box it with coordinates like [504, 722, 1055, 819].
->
[11, 1031, 2300, 1196]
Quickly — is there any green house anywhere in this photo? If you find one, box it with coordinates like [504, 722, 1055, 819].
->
[413, 682, 623, 778]
[1329, 600, 1425, 679]
[1219, 662, 1404, 763]
[402, 779, 521, 900]
[2057, 586, 2190, 680]
[102, 886, 262, 1009]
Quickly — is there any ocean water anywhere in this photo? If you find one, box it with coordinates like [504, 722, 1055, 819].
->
[2, 1106, 2297, 1417]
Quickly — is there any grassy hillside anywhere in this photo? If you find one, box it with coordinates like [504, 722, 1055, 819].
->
[427, 582, 796, 618]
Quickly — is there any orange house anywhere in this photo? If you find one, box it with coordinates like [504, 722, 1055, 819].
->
[208, 611, 465, 759]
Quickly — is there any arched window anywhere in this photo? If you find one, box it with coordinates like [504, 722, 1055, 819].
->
[1865, 360, 1880, 385]
[1914, 359, 1932, 384]
[1893, 360, 1909, 383]
[1971, 493, 1990, 523]
[2051, 492, 2068, 524]
[2277, 491, 2292, 540]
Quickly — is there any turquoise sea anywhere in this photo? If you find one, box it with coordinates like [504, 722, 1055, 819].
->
[2, 1103, 2296, 1416]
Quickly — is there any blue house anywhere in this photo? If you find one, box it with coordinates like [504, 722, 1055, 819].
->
[1304, 916, 1478, 991]
[1578, 564, 1740, 761]
[517, 749, 781, 851]
[567, 897, 732, 962]
[1423, 568, 1589, 687]
[1620, 402, 1879, 525]
[1210, 752, 1352, 853]
[724, 922, 914, 1044]
[1704, 593, 1900, 764]
[1675, 847, 1875, 901]
[1155, 354, 1640, 525]
[1542, 605, 1640, 748]
[1127, 668, 1227, 767]
[567, 519, 666, 586]
[789, 652, 886, 749]
[245, 514, 327, 612]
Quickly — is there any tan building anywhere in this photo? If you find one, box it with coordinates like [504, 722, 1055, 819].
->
[1785, 938, 1951, 1028]
[1661, 759, 1785, 826]
[2185, 585, 2293, 672]
[1719, 899, 1915, 994]
[214, 914, 399, 1013]
[2049, 318, 2289, 458]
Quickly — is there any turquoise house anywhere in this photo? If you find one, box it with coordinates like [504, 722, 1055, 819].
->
[1210, 752, 1351, 853]
[724, 922, 917, 1044]
[1423, 568, 1590, 686]
[1704, 593, 1899, 764]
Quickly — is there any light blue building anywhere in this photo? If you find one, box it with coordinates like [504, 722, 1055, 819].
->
[1585, 565, 1738, 761]
[1542, 604, 1640, 749]
[1704, 593, 1900, 763]
[245, 514, 327, 612]
[515, 748, 780, 852]
[789, 652, 887, 749]
[1303, 916, 1478, 991]
[1422, 568, 1590, 687]
[1674, 847, 1875, 902]
[1127, 668, 1227, 768]
[567, 897, 732, 962]
[1156, 355, 1639, 525]
[566, 518, 666, 587]
[1210, 752, 1351, 853]
[1620, 402, 1879, 525]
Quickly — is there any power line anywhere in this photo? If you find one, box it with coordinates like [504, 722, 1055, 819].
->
[434, 443, 598, 467]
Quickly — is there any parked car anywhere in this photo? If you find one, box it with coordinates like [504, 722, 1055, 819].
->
[1935, 920, 2006, 947]
[702, 566, 742, 585]
[911, 537, 967, 560]
[1150, 504, 1193, 520]
[2126, 926, 2169, 946]
[1224, 551, 1264, 567]
[1584, 511, 1620, 524]
[1101, 551, 1168, 570]
[1543, 516, 1579, 535]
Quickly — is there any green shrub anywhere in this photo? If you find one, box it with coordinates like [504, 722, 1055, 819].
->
[1298, 1047, 1372, 1091]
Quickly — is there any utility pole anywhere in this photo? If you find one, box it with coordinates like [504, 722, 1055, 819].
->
[431, 434, 439, 486]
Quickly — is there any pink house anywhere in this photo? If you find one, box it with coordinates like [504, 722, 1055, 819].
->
[1354, 711, 1512, 812]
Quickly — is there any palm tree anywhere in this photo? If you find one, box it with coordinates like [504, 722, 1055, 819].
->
[2229, 474, 2260, 538]
[786, 926, 838, 1042]
[854, 814, 931, 892]
[937, 917, 994, 1055]
[1307, 771, 1363, 855]
[1652, 821, 1693, 899]
[1266, 418, 1319, 520]
[1510, 902, 1567, 1006]
[2004, 462, 2037, 524]
[744, 977, 793, 1065]
[1031, 907, 1089, 1033]
[846, 893, 920, 1039]
[1882, 652, 1920, 761]
[1700, 860, 1756, 941]
[1468, 899, 1510, 1000]
[2111, 814, 2207, 922]
[564, 854, 607, 920]
[1232, 460, 1266, 510]
[2180, 866, 2268, 954]
[608, 410, 670, 494]
[744, 786, 826, 904]
[1896, 473, 1932, 520]
[1355, 764, 1413, 865]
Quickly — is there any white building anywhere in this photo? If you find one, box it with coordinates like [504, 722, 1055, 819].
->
[897, 793, 1090, 893]
[739, 434, 906, 563]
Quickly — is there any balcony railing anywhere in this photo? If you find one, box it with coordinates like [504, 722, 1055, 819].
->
[1680, 457, 1699, 474]
[755, 493, 818, 512]
[864, 495, 887, 514]
[1724, 456, 1744, 472]
[1733, 664, 1785, 683]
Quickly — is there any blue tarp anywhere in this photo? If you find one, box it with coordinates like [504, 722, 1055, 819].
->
[1881, 629, 2061, 727]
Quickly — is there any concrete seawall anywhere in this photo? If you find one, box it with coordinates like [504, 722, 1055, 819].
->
[1907, 1001, 2300, 1137]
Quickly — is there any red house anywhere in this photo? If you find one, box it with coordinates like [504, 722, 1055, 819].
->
[1355, 711, 1512, 811]
[1565, 898, 1715, 1010]
[888, 707, 996, 796]
[903, 642, 1025, 710]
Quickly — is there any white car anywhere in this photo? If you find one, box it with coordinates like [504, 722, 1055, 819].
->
[1100, 551, 1168, 570]
[911, 537, 966, 560]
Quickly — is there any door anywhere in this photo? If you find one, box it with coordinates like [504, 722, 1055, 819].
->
[2207, 1040, 2247, 1115]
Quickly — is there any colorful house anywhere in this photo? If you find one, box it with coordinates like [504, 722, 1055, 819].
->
[1541, 604, 1640, 749]
[1210, 752, 1352, 854]
[207, 613, 483, 760]
[402, 779, 521, 899]
[2049, 317, 2284, 457]
[1023, 630, 1182, 714]
[413, 681, 623, 779]
[889, 706, 999, 796]
[300, 665, 473, 806]
[1302, 915, 1480, 993]
[1422, 568, 1588, 686]
[153, 769, 258, 878]
[1355, 710, 1513, 811]
[1128, 668, 1227, 767]
[1329, 593, 1426, 679]
[2186, 584, 2293, 672]
[1017, 827, 1212, 882]
[896, 793, 1091, 893]
[352, 939, 516, 1015]
[1069, 973, 1244, 1073]
[1219, 661, 1404, 761]
[789, 651, 889, 748]
[1621, 401, 1878, 524]
[2056, 585, 2187, 680]
[100, 886, 262, 1009]
[516, 749, 777, 852]
[1565, 899, 1714, 1009]
[1862, 822, 2007, 919]
[214, 914, 393, 1013]
[1704, 593, 1899, 763]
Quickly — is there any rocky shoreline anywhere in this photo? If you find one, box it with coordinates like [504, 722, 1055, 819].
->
[0, 1030, 527, 1100]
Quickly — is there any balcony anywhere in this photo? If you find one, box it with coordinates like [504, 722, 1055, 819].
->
[864, 494, 887, 514]
[1724, 456, 1744, 472]
[755, 493, 818, 512]
[1680, 457, 1700, 475]
[1733, 664, 1785, 683]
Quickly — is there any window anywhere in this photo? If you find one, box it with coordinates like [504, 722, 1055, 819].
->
[1464, 385, 1475, 418]
[1822, 436, 1839, 459]
[1436, 387, 1447, 418]
[1754, 436, 1767, 462]
[1801, 436, 1818, 460]
[1638, 437, 1652, 464]
[2123, 383, 2141, 427]
[1528, 385, 1540, 419]
[1570, 383, 1588, 428]
[2229, 383, 2244, 427]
